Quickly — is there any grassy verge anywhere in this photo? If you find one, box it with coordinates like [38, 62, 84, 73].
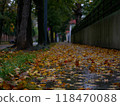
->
[0, 51, 36, 80]
[0, 43, 56, 80]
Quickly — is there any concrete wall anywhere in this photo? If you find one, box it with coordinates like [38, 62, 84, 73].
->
[72, 9, 120, 50]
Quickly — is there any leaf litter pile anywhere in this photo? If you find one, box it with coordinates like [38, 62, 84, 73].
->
[0, 43, 120, 90]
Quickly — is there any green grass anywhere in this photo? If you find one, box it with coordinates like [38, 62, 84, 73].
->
[0, 43, 56, 80]
[0, 51, 36, 80]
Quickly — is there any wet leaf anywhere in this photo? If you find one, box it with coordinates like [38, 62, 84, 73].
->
[1, 43, 120, 90]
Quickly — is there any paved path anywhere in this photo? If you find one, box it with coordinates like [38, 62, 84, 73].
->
[29, 43, 120, 90]
[0, 42, 38, 50]
[0, 44, 13, 50]
[33, 42, 38, 46]
[0, 43, 120, 90]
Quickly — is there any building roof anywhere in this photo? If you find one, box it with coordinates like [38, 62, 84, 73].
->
[66, 31, 70, 33]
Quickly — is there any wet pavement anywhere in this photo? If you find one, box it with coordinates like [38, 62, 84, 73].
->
[60, 68, 120, 90]
[1, 43, 120, 90]
[32, 43, 120, 90]
[31, 61, 120, 90]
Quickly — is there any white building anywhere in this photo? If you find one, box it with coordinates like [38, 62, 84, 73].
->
[66, 20, 76, 43]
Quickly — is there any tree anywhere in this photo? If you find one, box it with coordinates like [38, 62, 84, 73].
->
[74, 0, 99, 18]
[17, 0, 33, 50]
[33, 0, 45, 45]
[72, 3, 82, 25]
[0, 0, 17, 43]
[47, 0, 74, 42]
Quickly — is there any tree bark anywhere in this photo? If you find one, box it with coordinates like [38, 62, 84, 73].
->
[34, 0, 45, 45]
[16, 0, 23, 46]
[26, 1, 33, 47]
[38, 3, 45, 45]
[0, 20, 3, 44]
[55, 32, 57, 42]
[50, 26, 54, 43]
[47, 31, 50, 44]
[17, 0, 32, 50]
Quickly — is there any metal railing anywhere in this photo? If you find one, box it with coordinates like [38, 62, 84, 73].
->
[72, 0, 120, 34]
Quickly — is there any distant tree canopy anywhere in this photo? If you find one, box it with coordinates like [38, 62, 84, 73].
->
[0, 0, 97, 49]
[0, 0, 17, 44]
[47, 0, 74, 42]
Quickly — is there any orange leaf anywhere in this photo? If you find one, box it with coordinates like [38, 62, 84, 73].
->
[89, 66, 95, 72]
[86, 88, 91, 90]
[40, 84, 46, 87]
[2, 82, 11, 90]
[78, 88, 85, 90]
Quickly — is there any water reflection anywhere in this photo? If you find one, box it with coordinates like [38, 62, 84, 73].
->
[63, 68, 120, 90]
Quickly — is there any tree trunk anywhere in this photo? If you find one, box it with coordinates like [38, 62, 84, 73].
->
[16, 0, 23, 46]
[55, 32, 57, 42]
[47, 31, 50, 44]
[34, 0, 45, 45]
[38, 3, 45, 45]
[26, 1, 33, 47]
[0, 0, 6, 44]
[50, 26, 54, 43]
[17, 0, 32, 50]
[0, 21, 3, 44]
